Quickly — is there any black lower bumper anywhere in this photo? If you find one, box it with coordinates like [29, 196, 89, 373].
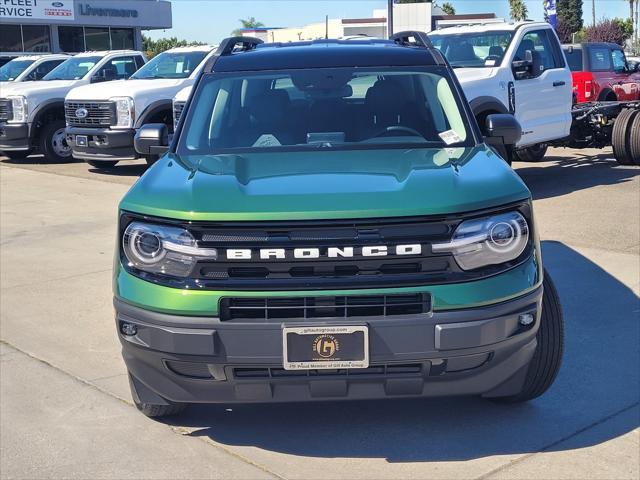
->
[116, 287, 543, 405]
[0, 122, 30, 151]
[65, 126, 138, 161]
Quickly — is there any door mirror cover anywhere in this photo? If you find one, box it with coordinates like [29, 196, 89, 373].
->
[134, 124, 169, 155]
[485, 114, 522, 146]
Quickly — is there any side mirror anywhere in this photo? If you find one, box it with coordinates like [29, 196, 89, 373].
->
[91, 68, 116, 83]
[135, 124, 169, 156]
[512, 50, 542, 79]
[485, 114, 522, 146]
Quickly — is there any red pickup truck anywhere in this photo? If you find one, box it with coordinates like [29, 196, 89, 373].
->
[563, 43, 640, 103]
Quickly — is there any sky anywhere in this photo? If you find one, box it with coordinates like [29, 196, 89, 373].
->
[144, 0, 633, 44]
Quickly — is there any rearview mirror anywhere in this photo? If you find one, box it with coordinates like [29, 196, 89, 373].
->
[485, 114, 522, 145]
[135, 124, 169, 156]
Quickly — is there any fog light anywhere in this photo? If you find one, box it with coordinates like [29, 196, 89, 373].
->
[120, 322, 138, 336]
[519, 313, 535, 326]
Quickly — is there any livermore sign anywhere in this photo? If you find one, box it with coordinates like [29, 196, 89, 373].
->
[79, 3, 138, 18]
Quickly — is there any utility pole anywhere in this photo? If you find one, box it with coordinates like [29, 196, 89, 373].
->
[592, 0, 596, 26]
[325, 15, 329, 39]
[387, 0, 394, 36]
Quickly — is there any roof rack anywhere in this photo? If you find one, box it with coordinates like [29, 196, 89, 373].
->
[390, 31, 433, 49]
[203, 36, 263, 72]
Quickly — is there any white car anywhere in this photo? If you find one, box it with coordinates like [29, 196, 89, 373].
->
[0, 54, 70, 85]
[64, 45, 217, 168]
[172, 85, 192, 131]
[429, 21, 573, 161]
[0, 51, 146, 162]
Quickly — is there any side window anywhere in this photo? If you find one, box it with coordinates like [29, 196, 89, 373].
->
[589, 47, 612, 71]
[29, 59, 65, 80]
[134, 56, 145, 70]
[515, 30, 560, 77]
[95, 56, 138, 80]
[611, 49, 627, 73]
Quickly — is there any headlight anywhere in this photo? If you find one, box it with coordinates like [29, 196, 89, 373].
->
[110, 96, 134, 129]
[123, 222, 217, 278]
[8, 96, 27, 123]
[432, 211, 529, 270]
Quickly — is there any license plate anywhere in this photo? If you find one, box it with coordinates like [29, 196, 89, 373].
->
[75, 135, 88, 147]
[282, 325, 369, 370]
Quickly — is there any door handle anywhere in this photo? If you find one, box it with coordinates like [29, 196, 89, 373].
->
[553, 81, 566, 87]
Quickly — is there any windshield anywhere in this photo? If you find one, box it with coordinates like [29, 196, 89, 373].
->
[430, 31, 513, 68]
[179, 67, 473, 155]
[131, 51, 208, 79]
[43, 56, 101, 80]
[0, 59, 35, 81]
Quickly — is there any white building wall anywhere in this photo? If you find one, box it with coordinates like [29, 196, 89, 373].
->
[393, 3, 433, 33]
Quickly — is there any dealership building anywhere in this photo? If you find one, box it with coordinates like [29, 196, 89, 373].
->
[0, 0, 172, 61]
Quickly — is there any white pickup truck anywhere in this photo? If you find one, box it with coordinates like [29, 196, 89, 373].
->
[429, 21, 573, 161]
[65, 45, 216, 168]
[0, 50, 146, 162]
[0, 54, 70, 86]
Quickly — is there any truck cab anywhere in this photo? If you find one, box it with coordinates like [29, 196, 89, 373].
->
[429, 21, 573, 162]
[0, 50, 146, 162]
[563, 43, 640, 103]
[64, 45, 217, 169]
[0, 54, 69, 85]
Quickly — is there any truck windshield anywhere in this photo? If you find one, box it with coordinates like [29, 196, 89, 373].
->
[131, 51, 209, 79]
[429, 31, 513, 68]
[43, 56, 101, 80]
[179, 67, 473, 155]
[0, 59, 35, 81]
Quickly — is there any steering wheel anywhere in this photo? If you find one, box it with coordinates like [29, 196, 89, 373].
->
[372, 125, 425, 139]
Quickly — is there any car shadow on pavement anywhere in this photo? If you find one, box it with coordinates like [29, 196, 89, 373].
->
[165, 240, 639, 463]
[87, 164, 148, 177]
[0, 154, 84, 165]
[515, 150, 640, 201]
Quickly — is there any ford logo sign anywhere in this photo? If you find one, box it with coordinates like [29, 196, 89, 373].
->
[75, 108, 88, 119]
[52, 2, 64, 7]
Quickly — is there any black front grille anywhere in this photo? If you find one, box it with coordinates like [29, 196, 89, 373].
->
[65, 101, 115, 127]
[0, 99, 12, 122]
[220, 293, 430, 321]
[233, 363, 424, 379]
[173, 101, 185, 128]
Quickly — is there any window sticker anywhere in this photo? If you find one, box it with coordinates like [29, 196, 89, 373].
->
[253, 134, 282, 147]
[439, 129, 463, 145]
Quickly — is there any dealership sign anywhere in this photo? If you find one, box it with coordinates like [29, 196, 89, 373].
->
[0, 0, 75, 21]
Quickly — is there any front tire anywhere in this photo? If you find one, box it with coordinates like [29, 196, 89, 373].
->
[495, 271, 564, 403]
[86, 160, 118, 169]
[39, 120, 73, 163]
[514, 143, 548, 162]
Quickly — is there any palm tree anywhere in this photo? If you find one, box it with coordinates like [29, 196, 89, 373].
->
[232, 17, 265, 36]
[508, 0, 529, 21]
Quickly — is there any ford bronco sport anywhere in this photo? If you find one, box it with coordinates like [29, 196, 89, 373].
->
[116, 34, 564, 418]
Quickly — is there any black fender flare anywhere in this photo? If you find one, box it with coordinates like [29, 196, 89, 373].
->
[135, 100, 173, 129]
[469, 96, 509, 117]
[598, 88, 617, 101]
[30, 99, 65, 140]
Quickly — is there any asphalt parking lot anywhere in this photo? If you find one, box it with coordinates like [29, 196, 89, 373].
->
[1, 147, 638, 479]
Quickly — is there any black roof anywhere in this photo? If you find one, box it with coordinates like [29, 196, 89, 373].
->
[209, 38, 442, 73]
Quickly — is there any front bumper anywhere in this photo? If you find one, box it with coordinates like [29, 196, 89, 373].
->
[0, 122, 30, 151]
[66, 126, 138, 162]
[117, 285, 543, 405]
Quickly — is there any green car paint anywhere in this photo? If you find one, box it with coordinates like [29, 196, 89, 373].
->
[119, 146, 530, 222]
[115, 145, 540, 316]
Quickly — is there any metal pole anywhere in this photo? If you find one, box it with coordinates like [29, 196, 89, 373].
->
[388, 0, 394, 36]
[326, 15, 329, 39]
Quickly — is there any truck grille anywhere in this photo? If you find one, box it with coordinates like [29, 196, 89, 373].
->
[233, 363, 424, 379]
[65, 101, 115, 127]
[220, 293, 430, 321]
[173, 101, 185, 130]
[0, 99, 12, 122]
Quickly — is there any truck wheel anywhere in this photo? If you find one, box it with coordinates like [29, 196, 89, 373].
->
[629, 114, 640, 165]
[86, 160, 118, 169]
[514, 143, 548, 162]
[493, 271, 564, 403]
[2, 150, 32, 160]
[39, 120, 73, 163]
[612, 109, 638, 165]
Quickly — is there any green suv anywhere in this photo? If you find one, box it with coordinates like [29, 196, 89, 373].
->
[116, 34, 563, 418]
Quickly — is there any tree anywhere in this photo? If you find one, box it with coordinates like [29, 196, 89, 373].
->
[141, 34, 204, 59]
[584, 18, 627, 45]
[231, 17, 265, 36]
[440, 2, 456, 15]
[557, 0, 584, 37]
[508, 0, 529, 21]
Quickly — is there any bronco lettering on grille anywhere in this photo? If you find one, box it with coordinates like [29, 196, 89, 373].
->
[225, 244, 422, 260]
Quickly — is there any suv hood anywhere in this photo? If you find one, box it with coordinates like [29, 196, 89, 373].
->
[121, 146, 530, 221]
[67, 78, 191, 101]
[2, 80, 79, 99]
